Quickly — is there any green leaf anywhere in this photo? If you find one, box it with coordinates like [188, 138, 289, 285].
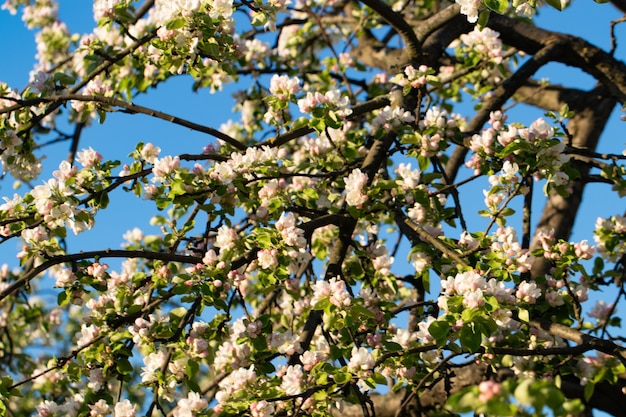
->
[253, 231, 273, 249]
[593, 257, 604, 275]
[392, 381, 405, 392]
[350, 304, 375, 320]
[166, 18, 185, 29]
[484, 295, 499, 312]
[370, 373, 388, 385]
[169, 307, 187, 323]
[313, 390, 328, 401]
[460, 324, 481, 352]
[96, 191, 109, 209]
[65, 362, 82, 382]
[428, 320, 450, 343]
[57, 290, 69, 306]
[461, 308, 477, 322]
[477, 10, 491, 28]
[52, 72, 76, 85]
[545, 0, 565, 9]
[518, 308, 529, 323]
[0, 376, 14, 391]
[315, 372, 328, 385]
[543, 384, 565, 409]
[484, 0, 509, 13]
[559, 103, 573, 118]
[98, 109, 107, 124]
[334, 372, 352, 384]
[500, 207, 515, 217]
[156, 196, 173, 210]
[116, 357, 133, 375]
[186, 360, 199, 379]
[312, 297, 330, 311]
[421, 271, 430, 293]
[53, 226, 67, 239]
[417, 155, 431, 171]
[383, 342, 403, 352]
[170, 180, 187, 197]
[447, 389, 478, 413]
[310, 116, 326, 132]
[256, 361, 275, 374]
[514, 379, 534, 406]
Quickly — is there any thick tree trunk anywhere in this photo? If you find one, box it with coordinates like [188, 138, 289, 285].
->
[530, 85, 616, 277]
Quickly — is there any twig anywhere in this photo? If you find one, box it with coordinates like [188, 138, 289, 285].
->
[0, 249, 203, 302]
[3, 94, 245, 151]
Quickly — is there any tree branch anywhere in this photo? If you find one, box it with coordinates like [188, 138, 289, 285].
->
[2, 94, 246, 151]
[488, 13, 626, 102]
[0, 250, 202, 301]
[358, 0, 421, 63]
[529, 319, 626, 365]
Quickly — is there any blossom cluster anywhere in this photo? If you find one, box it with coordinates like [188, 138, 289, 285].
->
[371, 105, 415, 132]
[488, 226, 535, 273]
[1, 146, 121, 262]
[310, 276, 352, 308]
[439, 270, 516, 310]
[469, 111, 572, 210]
[389, 64, 438, 94]
[210, 146, 282, 184]
[344, 168, 368, 208]
[415, 106, 462, 157]
[297, 89, 352, 118]
[458, 27, 503, 64]
[455, 0, 565, 23]
[594, 214, 626, 261]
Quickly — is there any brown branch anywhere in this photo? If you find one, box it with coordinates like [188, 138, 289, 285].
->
[529, 319, 626, 365]
[515, 81, 588, 111]
[358, 0, 421, 62]
[133, 0, 155, 21]
[15, 32, 156, 137]
[611, 0, 626, 13]
[67, 122, 85, 165]
[415, 4, 463, 43]
[0, 250, 203, 302]
[488, 13, 626, 102]
[2, 94, 245, 151]
[178, 152, 228, 162]
[522, 178, 533, 249]
[398, 214, 468, 268]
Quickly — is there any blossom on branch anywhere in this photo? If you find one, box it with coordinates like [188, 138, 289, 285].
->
[344, 168, 368, 208]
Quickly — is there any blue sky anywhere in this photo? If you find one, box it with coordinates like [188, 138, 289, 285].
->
[0, 2, 623, 277]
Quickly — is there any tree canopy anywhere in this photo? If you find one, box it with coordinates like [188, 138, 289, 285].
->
[1, 0, 626, 416]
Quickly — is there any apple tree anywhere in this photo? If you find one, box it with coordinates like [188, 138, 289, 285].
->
[0, 0, 626, 416]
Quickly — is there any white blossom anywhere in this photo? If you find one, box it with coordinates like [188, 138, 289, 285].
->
[344, 168, 368, 208]
[455, 0, 480, 23]
[114, 400, 136, 417]
[348, 346, 374, 372]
